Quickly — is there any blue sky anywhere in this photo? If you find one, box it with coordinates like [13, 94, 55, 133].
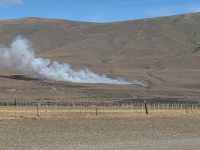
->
[0, 0, 200, 22]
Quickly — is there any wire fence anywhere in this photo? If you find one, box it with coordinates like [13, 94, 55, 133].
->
[0, 98, 199, 118]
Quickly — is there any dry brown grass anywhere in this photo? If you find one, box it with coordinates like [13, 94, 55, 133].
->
[0, 106, 199, 120]
[1, 13, 200, 99]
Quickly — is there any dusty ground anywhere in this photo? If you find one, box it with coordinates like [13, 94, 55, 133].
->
[0, 68, 200, 101]
[0, 114, 200, 150]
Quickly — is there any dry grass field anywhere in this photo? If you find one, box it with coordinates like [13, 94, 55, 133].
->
[0, 68, 200, 100]
[0, 103, 199, 119]
[0, 104, 199, 149]
[0, 13, 200, 150]
[0, 114, 200, 150]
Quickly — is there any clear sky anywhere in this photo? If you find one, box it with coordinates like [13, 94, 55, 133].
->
[0, 0, 200, 22]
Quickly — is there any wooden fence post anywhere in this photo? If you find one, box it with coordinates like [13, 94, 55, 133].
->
[15, 99, 17, 106]
[96, 97, 98, 115]
[37, 99, 40, 117]
[185, 103, 188, 114]
[144, 100, 148, 115]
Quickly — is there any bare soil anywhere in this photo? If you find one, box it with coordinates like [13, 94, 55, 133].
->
[0, 114, 200, 150]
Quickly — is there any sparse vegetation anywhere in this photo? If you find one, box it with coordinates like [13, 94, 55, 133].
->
[0, 12, 200, 150]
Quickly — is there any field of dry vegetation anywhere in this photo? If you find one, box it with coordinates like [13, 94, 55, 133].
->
[0, 100, 199, 149]
[0, 114, 200, 150]
[0, 13, 200, 149]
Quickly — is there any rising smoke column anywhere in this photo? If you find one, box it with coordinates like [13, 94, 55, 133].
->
[0, 36, 146, 86]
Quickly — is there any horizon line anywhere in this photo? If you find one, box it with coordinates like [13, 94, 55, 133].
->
[0, 11, 200, 24]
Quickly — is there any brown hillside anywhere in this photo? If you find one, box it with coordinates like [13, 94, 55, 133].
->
[0, 13, 200, 99]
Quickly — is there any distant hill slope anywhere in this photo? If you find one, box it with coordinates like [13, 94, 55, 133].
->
[0, 13, 200, 73]
[0, 13, 200, 98]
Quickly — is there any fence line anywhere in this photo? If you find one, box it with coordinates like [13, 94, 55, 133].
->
[0, 98, 199, 118]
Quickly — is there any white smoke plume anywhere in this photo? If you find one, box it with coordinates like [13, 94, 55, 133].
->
[0, 36, 146, 86]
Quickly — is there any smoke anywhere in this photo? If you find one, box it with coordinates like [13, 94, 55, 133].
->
[0, 36, 146, 86]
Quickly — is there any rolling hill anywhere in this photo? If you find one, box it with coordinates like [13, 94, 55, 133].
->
[0, 12, 200, 100]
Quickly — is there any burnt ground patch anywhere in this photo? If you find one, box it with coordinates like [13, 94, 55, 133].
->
[0, 75, 42, 81]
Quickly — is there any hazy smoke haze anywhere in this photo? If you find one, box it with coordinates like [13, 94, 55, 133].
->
[0, 36, 146, 86]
